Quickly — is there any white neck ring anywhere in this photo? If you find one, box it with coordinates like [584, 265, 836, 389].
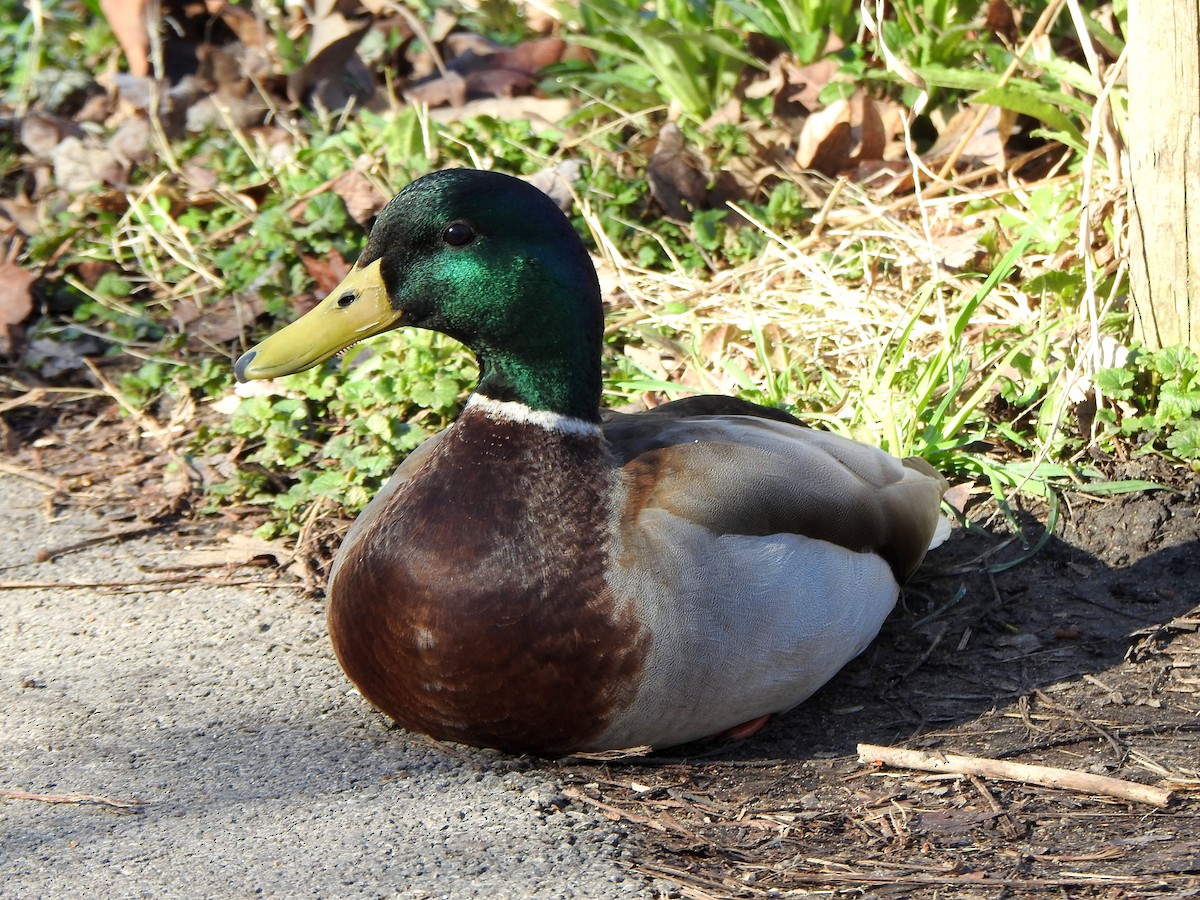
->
[466, 394, 602, 437]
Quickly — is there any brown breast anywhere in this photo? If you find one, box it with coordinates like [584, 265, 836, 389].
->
[327, 406, 649, 754]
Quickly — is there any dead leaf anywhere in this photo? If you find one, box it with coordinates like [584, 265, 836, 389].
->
[0, 260, 37, 355]
[942, 481, 975, 514]
[19, 113, 86, 160]
[698, 323, 740, 363]
[300, 249, 352, 296]
[50, 137, 126, 192]
[405, 69, 468, 107]
[932, 226, 988, 270]
[75, 93, 114, 123]
[464, 65, 533, 99]
[758, 323, 791, 372]
[171, 294, 268, 344]
[183, 161, 220, 194]
[795, 100, 852, 175]
[468, 37, 565, 96]
[100, 0, 264, 100]
[413, 7, 454, 50]
[23, 336, 104, 377]
[327, 169, 388, 227]
[72, 260, 117, 290]
[795, 90, 895, 177]
[0, 196, 42, 236]
[519, 4, 558, 35]
[428, 95, 571, 128]
[442, 31, 499, 59]
[206, 0, 267, 50]
[647, 123, 710, 222]
[207, 39, 256, 90]
[287, 0, 375, 109]
[185, 88, 270, 133]
[740, 40, 841, 124]
[99, 0, 150, 77]
[412, 35, 566, 104]
[109, 73, 155, 111]
[623, 344, 672, 378]
[785, 57, 839, 113]
[849, 90, 886, 162]
[985, 0, 1020, 44]
[701, 97, 743, 131]
[849, 158, 914, 195]
[109, 115, 153, 166]
[523, 160, 583, 212]
[707, 168, 761, 221]
[925, 104, 1015, 171]
[175, 533, 294, 568]
[741, 55, 787, 102]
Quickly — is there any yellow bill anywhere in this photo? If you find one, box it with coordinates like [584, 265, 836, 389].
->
[234, 259, 402, 382]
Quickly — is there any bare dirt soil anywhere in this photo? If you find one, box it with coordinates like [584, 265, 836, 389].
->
[5, 399, 1199, 898]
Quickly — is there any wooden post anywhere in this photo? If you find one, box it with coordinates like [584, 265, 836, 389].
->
[1127, 0, 1200, 351]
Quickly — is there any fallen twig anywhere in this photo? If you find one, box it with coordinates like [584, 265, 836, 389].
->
[33, 523, 165, 563]
[858, 743, 1174, 808]
[0, 574, 295, 590]
[967, 774, 1023, 839]
[562, 785, 669, 832]
[0, 461, 66, 491]
[83, 357, 171, 442]
[0, 788, 144, 811]
[1034, 688, 1126, 763]
[638, 860, 1166, 891]
[566, 745, 654, 762]
[631, 862, 730, 900]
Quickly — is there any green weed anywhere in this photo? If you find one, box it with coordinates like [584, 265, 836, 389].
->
[208, 330, 477, 536]
[1094, 345, 1200, 465]
[6, 0, 1177, 542]
[726, 0, 857, 62]
[563, 0, 762, 119]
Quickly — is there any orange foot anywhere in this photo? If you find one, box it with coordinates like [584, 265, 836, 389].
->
[715, 714, 772, 741]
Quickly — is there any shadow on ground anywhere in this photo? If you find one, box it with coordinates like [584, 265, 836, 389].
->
[552, 469, 1200, 898]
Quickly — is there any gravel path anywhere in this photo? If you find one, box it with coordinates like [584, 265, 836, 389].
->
[1, 474, 653, 899]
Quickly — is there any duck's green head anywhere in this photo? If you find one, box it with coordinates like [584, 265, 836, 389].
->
[234, 168, 604, 421]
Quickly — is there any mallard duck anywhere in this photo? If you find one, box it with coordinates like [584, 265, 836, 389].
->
[234, 168, 947, 755]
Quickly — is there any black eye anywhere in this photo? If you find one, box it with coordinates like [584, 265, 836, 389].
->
[337, 291, 355, 308]
[442, 222, 475, 247]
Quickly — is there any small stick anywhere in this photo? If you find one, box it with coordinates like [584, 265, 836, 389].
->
[33, 523, 164, 563]
[0, 461, 65, 491]
[968, 774, 1022, 839]
[0, 575, 293, 590]
[561, 785, 668, 832]
[0, 388, 47, 415]
[0, 788, 143, 811]
[1034, 688, 1126, 762]
[808, 175, 847, 241]
[858, 743, 1174, 808]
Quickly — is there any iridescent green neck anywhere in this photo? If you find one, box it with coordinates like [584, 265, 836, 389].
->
[474, 331, 602, 423]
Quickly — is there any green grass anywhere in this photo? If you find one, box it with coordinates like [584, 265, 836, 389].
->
[2, 0, 1191, 540]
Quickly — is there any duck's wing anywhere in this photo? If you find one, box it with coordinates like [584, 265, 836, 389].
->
[589, 399, 947, 749]
[602, 400, 946, 580]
